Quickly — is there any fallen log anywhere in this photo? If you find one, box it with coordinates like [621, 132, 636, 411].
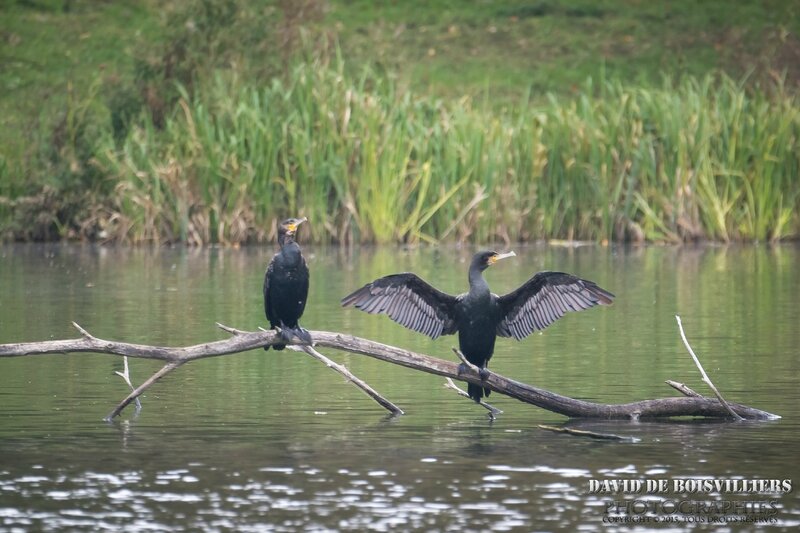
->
[0, 323, 780, 421]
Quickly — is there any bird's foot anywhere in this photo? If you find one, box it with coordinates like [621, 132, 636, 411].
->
[478, 367, 491, 381]
[263, 325, 287, 351]
[294, 327, 313, 345]
[278, 325, 295, 343]
[273, 324, 312, 347]
[457, 362, 470, 376]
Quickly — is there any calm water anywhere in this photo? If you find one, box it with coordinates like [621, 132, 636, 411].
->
[1, 243, 799, 531]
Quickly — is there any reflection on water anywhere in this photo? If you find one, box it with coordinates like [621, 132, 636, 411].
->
[1, 243, 799, 530]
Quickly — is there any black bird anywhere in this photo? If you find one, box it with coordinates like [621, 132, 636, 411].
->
[341, 251, 614, 401]
[264, 217, 312, 350]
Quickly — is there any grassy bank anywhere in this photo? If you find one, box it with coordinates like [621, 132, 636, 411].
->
[1, 0, 799, 244]
[328, 0, 800, 101]
[91, 61, 799, 245]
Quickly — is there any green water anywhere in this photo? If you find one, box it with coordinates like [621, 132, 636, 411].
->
[1, 243, 798, 530]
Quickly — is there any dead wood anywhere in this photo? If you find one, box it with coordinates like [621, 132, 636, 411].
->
[0, 323, 780, 421]
[537, 424, 641, 443]
[675, 315, 744, 420]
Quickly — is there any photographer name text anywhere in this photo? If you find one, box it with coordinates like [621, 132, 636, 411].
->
[589, 478, 792, 494]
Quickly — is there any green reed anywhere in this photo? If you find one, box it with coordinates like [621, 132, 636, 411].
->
[95, 61, 800, 245]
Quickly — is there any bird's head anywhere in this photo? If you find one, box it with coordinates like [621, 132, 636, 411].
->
[473, 250, 516, 272]
[277, 217, 307, 245]
[279, 217, 307, 236]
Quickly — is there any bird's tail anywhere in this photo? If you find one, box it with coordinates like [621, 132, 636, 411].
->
[467, 383, 491, 402]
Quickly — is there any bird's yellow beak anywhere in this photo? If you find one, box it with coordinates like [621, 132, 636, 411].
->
[489, 251, 516, 264]
[286, 217, 308, 232]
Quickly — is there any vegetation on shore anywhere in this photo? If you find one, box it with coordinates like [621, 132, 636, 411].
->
[1, 1, 799, 244]
[93, 63, 800, 245]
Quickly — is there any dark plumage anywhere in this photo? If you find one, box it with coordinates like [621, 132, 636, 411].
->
[264, 217, 311, 350]
[341, 251, 614, 401]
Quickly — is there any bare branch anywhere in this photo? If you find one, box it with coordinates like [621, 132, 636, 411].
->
[444, 378, 503, 418]
[105, 361, 182, 421]
[452, 347, 480, 374]
[675, 315, 745, 420]
[287, 344, 404, 416]
[0, 324, 278, 362]
[72, 321, 93, 339]
[665, 380, 702, 398]
[538, 424, 641, 443]
[0, 326, 781, 421]
[113, 356, 142, 411]
[309, 331, 778, 420]
[215, 322, 244, 336]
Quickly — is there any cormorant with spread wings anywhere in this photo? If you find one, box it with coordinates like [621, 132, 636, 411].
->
[341, 251, 613, 401]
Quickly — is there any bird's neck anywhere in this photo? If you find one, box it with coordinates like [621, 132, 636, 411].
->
[468, 267, 490, 296]
[279, 240, 302, 266]
[278, 233, 292, 248]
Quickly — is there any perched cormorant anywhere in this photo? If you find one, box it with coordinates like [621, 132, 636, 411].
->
[341, 251, 614, 401]
[264, 217, 312, 350]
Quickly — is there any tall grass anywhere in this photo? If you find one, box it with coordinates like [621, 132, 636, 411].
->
[92, 61, 800, 245]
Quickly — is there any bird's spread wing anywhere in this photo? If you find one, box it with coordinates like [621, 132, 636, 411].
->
[496, 271, 614, 340]
[341, 273, 459, 339]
